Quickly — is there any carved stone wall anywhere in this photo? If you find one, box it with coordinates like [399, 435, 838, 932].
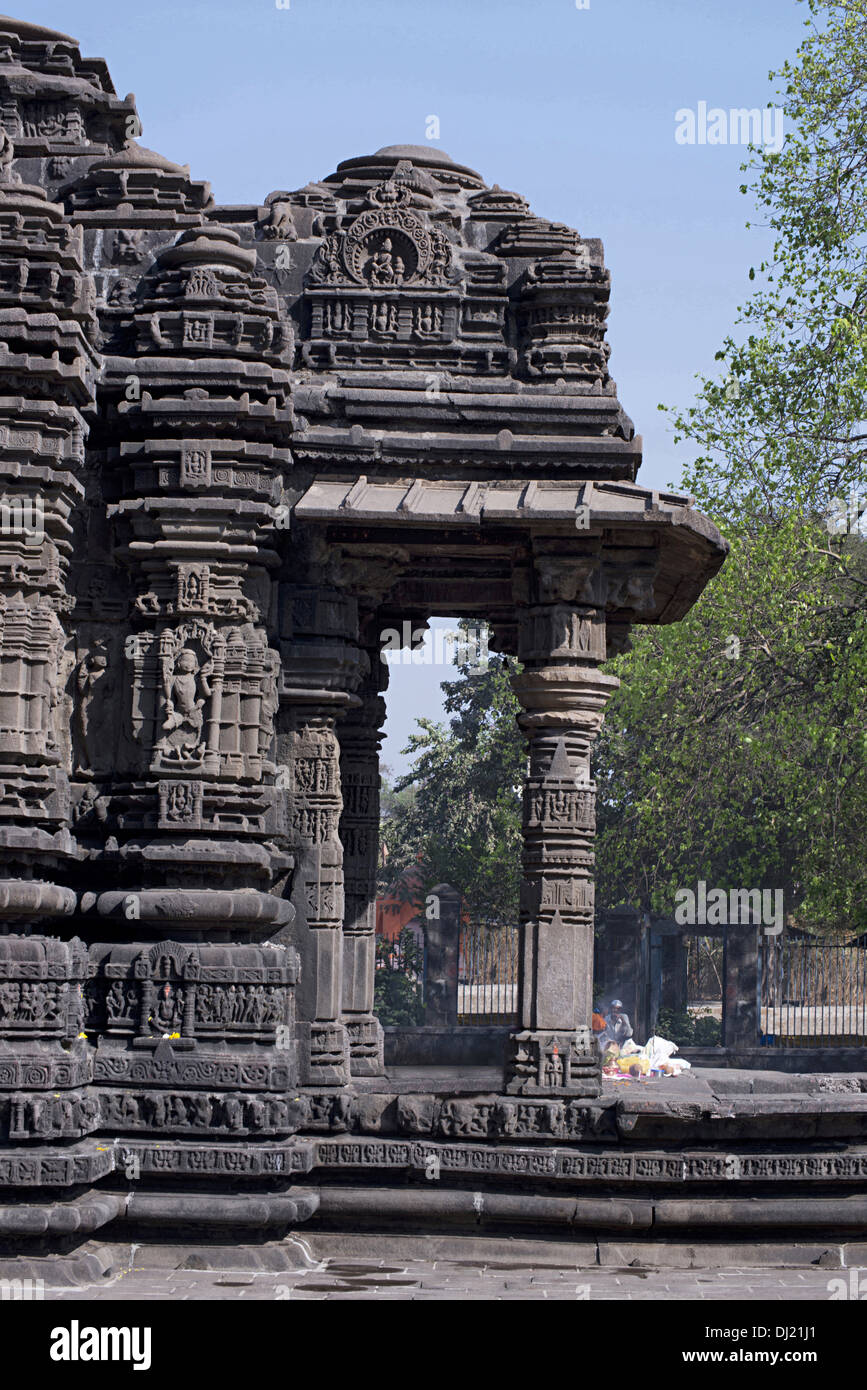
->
[0, 16, 726, 1218]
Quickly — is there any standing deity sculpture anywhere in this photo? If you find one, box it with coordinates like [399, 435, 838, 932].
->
[75, 646, 114, 773]
[0, 131, 19, 185]
[156, 649, 212, 763]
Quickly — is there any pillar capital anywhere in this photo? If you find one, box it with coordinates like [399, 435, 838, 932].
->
[510, 665, 620, 732]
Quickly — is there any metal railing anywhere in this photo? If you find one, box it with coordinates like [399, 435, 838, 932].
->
[760, 936, 867, 1044]
[457, 922, 519, 1024]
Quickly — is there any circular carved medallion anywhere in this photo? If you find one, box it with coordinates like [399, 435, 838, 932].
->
[343, 209, 432, 285]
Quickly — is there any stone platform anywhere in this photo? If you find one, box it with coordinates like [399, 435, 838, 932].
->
[3, 1064, 867, 1281]
[303, 1065, 867, 1242]
[36, 1243, 861, 1299]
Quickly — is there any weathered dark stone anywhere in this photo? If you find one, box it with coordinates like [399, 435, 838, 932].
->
[0, 16, 754, 1247]
[383, 1024, 508, 1067]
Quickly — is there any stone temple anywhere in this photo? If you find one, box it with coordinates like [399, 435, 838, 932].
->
[10, 15, 860, 1263]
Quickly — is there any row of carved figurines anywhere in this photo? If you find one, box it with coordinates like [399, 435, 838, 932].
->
[0, 981, 65, 1025]
[93, 980, 288, 1030]
[13, 1090, 297, 1136]
[99, 1090, 293, 1132]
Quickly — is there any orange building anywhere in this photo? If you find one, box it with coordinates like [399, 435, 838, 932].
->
[376, 864, 427, 943]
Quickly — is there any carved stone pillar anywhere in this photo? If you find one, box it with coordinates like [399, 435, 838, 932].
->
[278, 572, 366, 1089]
[286, 706, 349, 1087]
[0, 164, 97, 915]
[0, 160, 100, 1154]
[505, 553, 619, 1096]
[338, 648, 387, 1076]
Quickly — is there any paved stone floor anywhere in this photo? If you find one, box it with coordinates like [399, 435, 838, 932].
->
[43, 1259, 849, 1300]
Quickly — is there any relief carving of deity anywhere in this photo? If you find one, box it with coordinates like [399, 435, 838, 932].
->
[155, 649, 211, 764]
[75, 645, 114, 774]
[367, 235, 406, 285]
[309, 181, 452, 290]
[151, 981, 185, 1034]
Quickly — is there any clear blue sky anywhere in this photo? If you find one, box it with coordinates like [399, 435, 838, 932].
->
[34, 0, 807, 772]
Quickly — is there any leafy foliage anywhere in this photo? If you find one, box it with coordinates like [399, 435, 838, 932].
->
[373, 930, 425, 1026]
[598, 0, 867, 940]
[380, 631, 524, 928]
[666, 0, 867, 524]
[655, 1007, 698, 1048]
[655, 1007, 722, 1048]
[595, 516, 867, 937]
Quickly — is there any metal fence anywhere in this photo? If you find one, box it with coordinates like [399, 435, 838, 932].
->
[458, 922, 519, 1024]
[373, 921, 519, 1025]
[760, 935, 867, 1044]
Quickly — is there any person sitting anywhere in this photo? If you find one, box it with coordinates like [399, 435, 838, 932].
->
[600, 999, 633, 1049]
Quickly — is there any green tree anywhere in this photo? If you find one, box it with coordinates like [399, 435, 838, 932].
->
[597, 0, 867, 939]
[595, 517, 867, 937]
[380, 630, 524, 929]
[669, 0, 867, 525]
[373, 929, 425, 1026]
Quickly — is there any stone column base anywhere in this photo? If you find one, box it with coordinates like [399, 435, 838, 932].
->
[298, 1021, 351, 1088]
[346, 1015, 385, 1077]
[505, 1028, 601, 1098]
